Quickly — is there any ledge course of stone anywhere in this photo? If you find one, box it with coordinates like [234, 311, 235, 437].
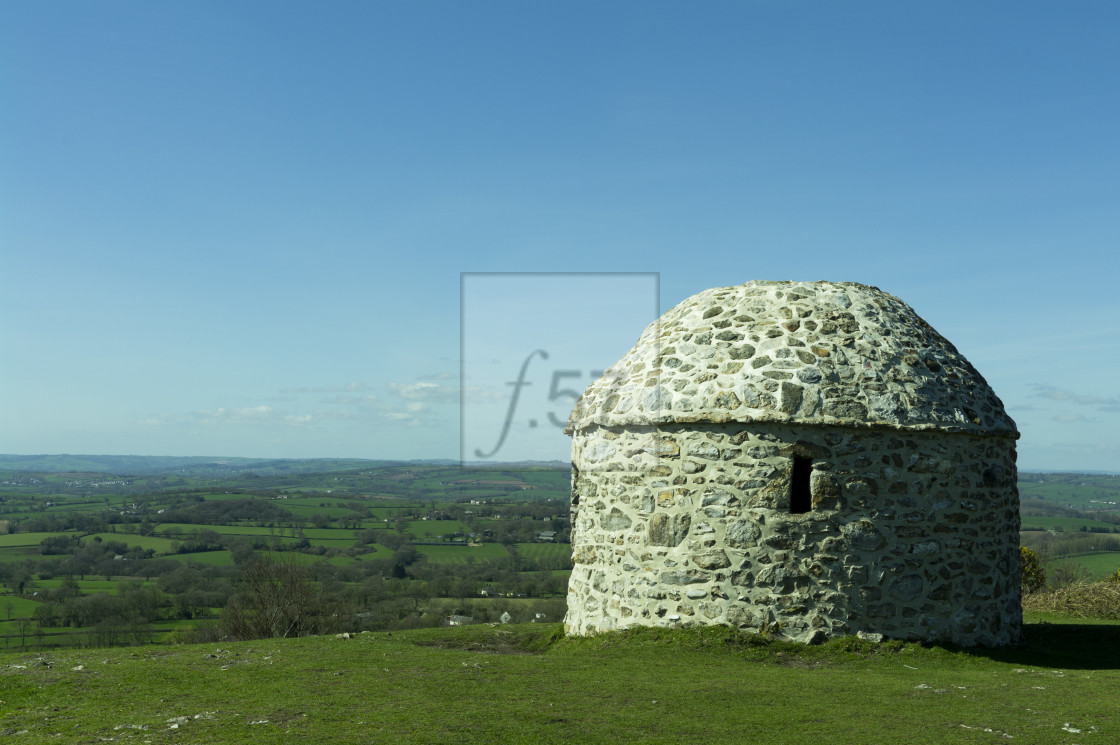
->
[564, 280, 1021, 646]
[565, 280, 1017, 438]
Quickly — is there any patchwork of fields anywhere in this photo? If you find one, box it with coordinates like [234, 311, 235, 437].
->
[0, 460, 575, 649]
[1, 457, 1117, 651]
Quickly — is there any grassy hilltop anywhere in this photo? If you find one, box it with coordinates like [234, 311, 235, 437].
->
[2, 617, 1120, 744]
[1, 458, 1119, 743]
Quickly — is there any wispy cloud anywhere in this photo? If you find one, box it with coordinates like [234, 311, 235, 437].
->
[137, 376, 457, 433]
[388, 381, 459, 403]
[1031, 385, 1120, 412]
[1008, 403, 1046, 412]
[320, 394, 379, 405]
[138, 405, 322, 429]
[194, 406, 277, 424]
[418, 372, 456, 381]
[280, 382, 373, 394]
[1053, 413, 1094, 423]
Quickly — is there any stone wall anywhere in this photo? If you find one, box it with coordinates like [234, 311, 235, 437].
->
[566, 421, 1021, 646]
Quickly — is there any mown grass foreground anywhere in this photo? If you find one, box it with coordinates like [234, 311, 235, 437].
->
[2, 619, 1119, 744]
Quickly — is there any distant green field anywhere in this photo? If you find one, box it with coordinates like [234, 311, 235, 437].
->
[175, 549, 354, 568]
[515, 543, 570, 561]
[0, 532, 73, 548]
[0, 594, 43, 618]
[307, 539, 355, 549]
[155, 523, 296, 538]
[1019, 475, 1120, 510]
[416, 544, 509, 564]
[355, 545, 394, 561]
[1021, 515, 1119, 532]
[367, 506, 419, 519]
[279, 503, 362, 519]
[39, 500, 104, 512]
[82, 532, 180, 553]
[0, 547, 30, 562]
[1053, 551, 1120, 580]
[405, 519, 468, 539]
[178, 550, 234, 566]
[34, 578, 155, 593]
[301, 528, 357, 541]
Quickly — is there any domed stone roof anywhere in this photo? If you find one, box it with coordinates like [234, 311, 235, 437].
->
[566, 280, 1017, 437]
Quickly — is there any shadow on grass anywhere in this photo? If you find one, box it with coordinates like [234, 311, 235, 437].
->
[963, 623, 1120, 670]
[401, 621, 1120, 671]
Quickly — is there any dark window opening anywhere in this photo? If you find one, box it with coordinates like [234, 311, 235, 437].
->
[790, 456, 812, 514]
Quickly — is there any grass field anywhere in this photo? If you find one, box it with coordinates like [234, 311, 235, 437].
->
[0, 547, 35, 562]
[0, 532, 72, 548]
[0, 595, 42, 618]
[1021, 515, 1120, 532]
[177, 550, 235, 566]
[278, 503, 363, 519]
[300, 528, 358, 541]
[1, 618, 1118, 744]
[1050, 551, 1120, 580]
[514, 543, 570, 561]
[405, 519, 469, 539]
[416, 543, 510, 564]
[354, 545, 394, 561]
[1019, 476, 1120, 510]
[33, 578, 155, 593]
[154, 523, 297, 537]
[82, 532, 181, 553]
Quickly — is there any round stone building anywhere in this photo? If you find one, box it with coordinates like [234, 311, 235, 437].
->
[564, 280, 1020, 646]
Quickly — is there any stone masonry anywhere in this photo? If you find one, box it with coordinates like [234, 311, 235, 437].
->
[564, 281, 1021, 646]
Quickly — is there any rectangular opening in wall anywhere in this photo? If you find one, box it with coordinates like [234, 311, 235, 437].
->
[790, 456, 812, 514]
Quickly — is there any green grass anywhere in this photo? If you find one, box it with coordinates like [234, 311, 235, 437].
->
[178, 550, 235, 566]
[0, 547, 34, 562]
[1021, 515, 1120, 532]
[155, 523, 297, 537]
[514, 543, 570, 561]
[1050, 551, 1120, 580]
[300, 528, 357, 541]
[415, 543, 510, 564]
[33, 578, 155, 593]
[354, 545, 394, 560]
[0, 595, 42, 618]
[306, 539, 356, 549]
[1065, 551, 1120, 579]
[0, 619, 1119, 744]
[405, 519, 468, 538]
[82, 532, 181, 553]
[1019, 475, 1120, 510]
[0, 532, 74, 548]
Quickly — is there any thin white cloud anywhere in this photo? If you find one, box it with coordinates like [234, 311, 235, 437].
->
[280, 382, 373, 394]
[419, 372, 457, 381]
[1053, 413, 1093, 423]
[1031, 385, 1120, 412]
[195, 405, 275, 424]
[388, 381, 459, 403]
[320, 394, 379, 405]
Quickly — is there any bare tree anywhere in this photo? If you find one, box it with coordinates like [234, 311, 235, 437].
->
[221, 554, 317, 640]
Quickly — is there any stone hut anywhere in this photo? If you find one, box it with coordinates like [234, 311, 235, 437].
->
[564, 280, 1020, 646]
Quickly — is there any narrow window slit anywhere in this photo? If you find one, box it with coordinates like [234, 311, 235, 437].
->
[790, 456, 812, 514]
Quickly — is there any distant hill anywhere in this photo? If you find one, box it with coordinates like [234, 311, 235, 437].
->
[0, 454, 456, 476]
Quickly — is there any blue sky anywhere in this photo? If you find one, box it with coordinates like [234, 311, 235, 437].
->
[2, 2, 1117, 471]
